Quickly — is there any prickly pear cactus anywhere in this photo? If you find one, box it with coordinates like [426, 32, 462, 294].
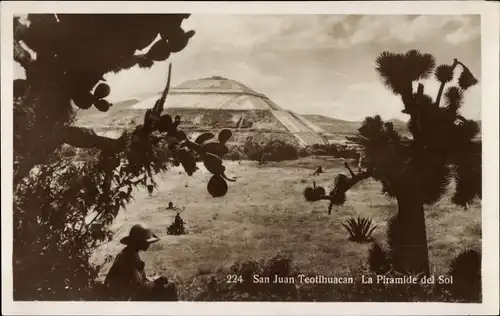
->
[123, 66, 236, 198]
[186, 129, 237, 197]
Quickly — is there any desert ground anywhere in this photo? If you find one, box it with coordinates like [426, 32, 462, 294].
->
[91, 156, 481, 298]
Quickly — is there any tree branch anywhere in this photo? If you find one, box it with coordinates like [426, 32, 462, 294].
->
[435, 59, 459, 108]
[14, 64, 177, 187]
[14, 40, 34, 70]
[318, 165, 373, 214]
[62, 126, 125, 152]
[344, 161, 356, 178]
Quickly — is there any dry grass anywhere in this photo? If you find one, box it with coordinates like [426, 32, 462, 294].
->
[91, 157, 481, 292]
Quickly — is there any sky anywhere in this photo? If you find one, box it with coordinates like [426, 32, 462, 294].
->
[16, 14, 481, 122]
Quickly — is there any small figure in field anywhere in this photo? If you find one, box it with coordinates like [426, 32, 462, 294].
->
[166, 202, 174, 210]
[312, 166, 323, 176]
[258, 153, 266, 165]
[357, 151, 367, 173]
[104, 224, 177, 301]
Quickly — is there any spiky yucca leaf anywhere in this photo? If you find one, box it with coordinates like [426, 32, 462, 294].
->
[456, 119, 481, 143]
[386, 214, 401, 254]
[448, 249, 481, 301]
[368, 242, 392, 274]
[362, 217, 378, 237]
[303, 187, 317, 201]
[330, 174, 349, 195]
[303, 184, 326, 202]
[452, 162, 481, 208]
[420, 162, 452, 205]
[326, 174, 349, 206]
[443, 86, 464, 112]
[414, 91, 434, 104]
[380, 179, 398, 199]
[405, 49, 436, 81]
[448, 249, 481, 277]
[413, 93, 435, 117]
[458, 67, 479, 90]
[358, 115, 385, 140]
[434, 64, 454, 83]
[315, 186, 326, 196]
[330, 190, 347, 206]
[341, 216, 378, 243]
[375, 52, 407, 95]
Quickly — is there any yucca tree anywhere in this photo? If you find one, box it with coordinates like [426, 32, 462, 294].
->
[305, 49, 481, 275]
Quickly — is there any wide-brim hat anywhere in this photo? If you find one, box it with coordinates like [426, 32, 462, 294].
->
[120, 224, 160, 246]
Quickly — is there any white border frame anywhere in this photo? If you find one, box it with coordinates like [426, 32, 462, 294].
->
[2, 1, 499, 315]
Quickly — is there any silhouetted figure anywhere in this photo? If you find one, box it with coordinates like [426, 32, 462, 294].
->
[258, 152, 266, 165]
[166, 202, 174, 210]
[104, 224, 177, 301]
[312, 166, 323, 176]
[357, 151, 366, 173]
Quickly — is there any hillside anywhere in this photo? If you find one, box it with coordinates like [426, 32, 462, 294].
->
[302, 114, 410, 142]
[76, 101, 480, 146]
[303, 114, 481, 141]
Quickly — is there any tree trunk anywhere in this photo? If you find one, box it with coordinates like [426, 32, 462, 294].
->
[393, 195, 430, 275]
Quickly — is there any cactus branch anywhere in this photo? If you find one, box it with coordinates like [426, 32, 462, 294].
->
[62, 126, 125, 152]
[14, 66, 174, 186]
[153, 63, 172, 114]
[315, 166, 373, 205]
[344, 161, 356, 178]
[14, 40, 34, 70]
[435, 59, 459, 108]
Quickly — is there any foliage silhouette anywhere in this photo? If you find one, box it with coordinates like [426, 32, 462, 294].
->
[304, 49, 481, 275]
[341, 216, 378, 243]
[187, 254, 463, 302]
[167, 213, 187, 236]
[448, 249, 481, 301]
[303, 181, 326, 202]
[244, 139, 299, 164]
[367, 213, 402, 275]
[367, 242, 392, 275]
[368, 216, 481, 302]
[13, 14, 235, 300]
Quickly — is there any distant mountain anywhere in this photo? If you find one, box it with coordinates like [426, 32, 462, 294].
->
[303, 114, 481, 142]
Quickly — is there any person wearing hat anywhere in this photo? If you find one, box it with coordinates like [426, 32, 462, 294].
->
[104, 224, 177, 301]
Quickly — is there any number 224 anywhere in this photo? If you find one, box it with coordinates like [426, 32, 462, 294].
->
[226, 275, 243, 283]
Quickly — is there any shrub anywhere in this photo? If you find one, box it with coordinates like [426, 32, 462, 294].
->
[448, 249, 481, 301]
[244, 139, 299, 162]
[184, 255, 300, 301]
[307, 144, 339, 156]
[367, 215, 482, 302]
[13, 14, 234, 300]
[303, 181, 326, 202]
[368, 242, 392, 274]
[184, 254, 459, 302]
[301, 143, 360, 160]
[336, 145, 359, 159]
[367, 214, 404, 274]
[226, 144, 247, 161]
[297, 147, 310, 158]
[14, 156, 110, 300]
[167, 213, 187, 236]
[341, 216, 378, 243]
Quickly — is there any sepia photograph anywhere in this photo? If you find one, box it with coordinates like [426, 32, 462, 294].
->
[1, 1, 499, 315]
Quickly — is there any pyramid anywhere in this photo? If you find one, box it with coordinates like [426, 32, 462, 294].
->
[76, 76, 330, 148]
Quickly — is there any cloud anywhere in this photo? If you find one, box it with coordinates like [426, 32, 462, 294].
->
[347, 15, 480, 47]
[101, 14, 481, 121]
[348, 82, 379, 91]
[181, 14, 480, 54]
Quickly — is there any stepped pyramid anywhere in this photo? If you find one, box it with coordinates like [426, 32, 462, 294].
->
[76, 76, 330, 147]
